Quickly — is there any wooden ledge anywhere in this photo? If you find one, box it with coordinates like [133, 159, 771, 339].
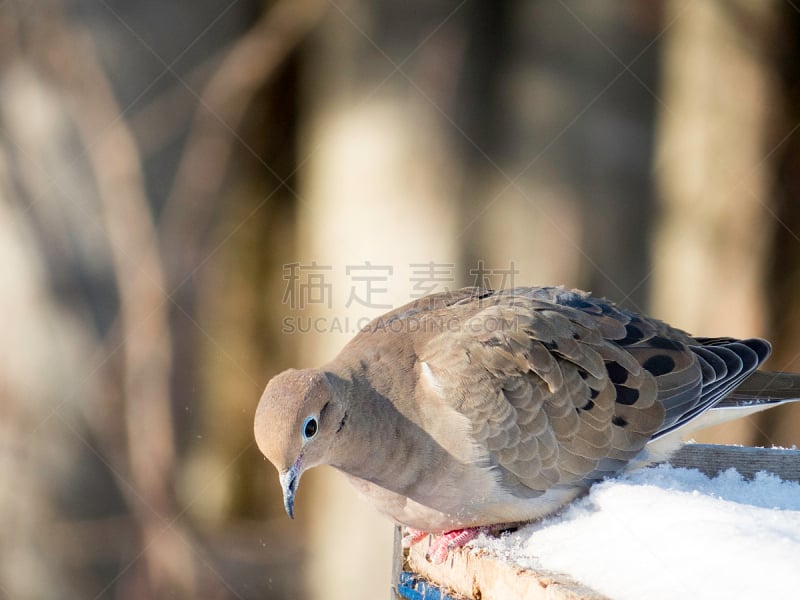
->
[401, 536, 608, 600]
[668, 443, 800, 482]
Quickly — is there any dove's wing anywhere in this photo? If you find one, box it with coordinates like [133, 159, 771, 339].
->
[418, 287, 769, 495]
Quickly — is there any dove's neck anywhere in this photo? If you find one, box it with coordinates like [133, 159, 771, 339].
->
[324, 364, 438, 497]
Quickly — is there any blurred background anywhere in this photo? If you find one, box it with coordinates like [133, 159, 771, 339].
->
[2, 0, 800, 598]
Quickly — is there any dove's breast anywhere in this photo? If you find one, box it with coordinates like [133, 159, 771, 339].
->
[341, 468, 584, 531]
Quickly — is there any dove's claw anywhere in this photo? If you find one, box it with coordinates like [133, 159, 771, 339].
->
[402, 527, 429, 548]
[425, 528, 483, 564]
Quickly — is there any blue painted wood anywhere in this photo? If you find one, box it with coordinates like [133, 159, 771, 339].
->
[397, 571, 462, 600]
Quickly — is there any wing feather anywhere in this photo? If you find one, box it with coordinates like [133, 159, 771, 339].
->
[409, 287, 770, 496]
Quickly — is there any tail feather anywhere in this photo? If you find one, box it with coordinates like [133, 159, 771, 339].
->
[722, 370, 800, 406]
[675, 370, 800, 434]
[647, 345, 798, 449]
[653, 337, 771, 438]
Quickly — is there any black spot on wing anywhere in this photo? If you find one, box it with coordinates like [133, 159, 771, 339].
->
[619, 323, 644, 345]
[612, 416, 628, 427]
[642, 354, 676, 377]
[542, 339, 559, 351]
[589, 388, 600, 399]
[581, 399, 595, 411]
[614, 384, 640, 405]
[606, 361, 628, 384]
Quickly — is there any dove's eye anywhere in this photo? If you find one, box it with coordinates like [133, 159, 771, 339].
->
[302, 416, 318, 442]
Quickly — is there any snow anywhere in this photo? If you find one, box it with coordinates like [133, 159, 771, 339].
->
[473, 464, 800, 600]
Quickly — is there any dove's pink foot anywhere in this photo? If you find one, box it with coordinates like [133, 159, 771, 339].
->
[425, 528, 483, 564]
[401, 527, 430, 548]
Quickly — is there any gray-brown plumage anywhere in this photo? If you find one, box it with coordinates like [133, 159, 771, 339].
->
[254, 287, 797, 536]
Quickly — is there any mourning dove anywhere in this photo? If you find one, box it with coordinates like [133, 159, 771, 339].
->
[254, 287, 800, 562]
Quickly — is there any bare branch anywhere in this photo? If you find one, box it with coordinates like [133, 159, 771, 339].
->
[34, 22, 195, 597]
[160, 0, 328, 277]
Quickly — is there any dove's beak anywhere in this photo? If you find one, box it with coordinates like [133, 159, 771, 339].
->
[279, 458, 302, 519]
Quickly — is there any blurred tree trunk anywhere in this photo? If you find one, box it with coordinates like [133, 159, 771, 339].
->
[463, 2, 660, 308]
[759, 2, 800, 448]
[652, 0, 782, 445]
[0, 23, 193, 594]
[297, 2, 465, 599]
[0, 99, 95, 598]
[181, 0, 326, 524]
[0, 1, 298, 598]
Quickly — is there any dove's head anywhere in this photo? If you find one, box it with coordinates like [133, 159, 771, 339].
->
[254, 368, 347, 519]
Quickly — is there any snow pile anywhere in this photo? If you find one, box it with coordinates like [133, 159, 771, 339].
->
[474, 464, 800, 600]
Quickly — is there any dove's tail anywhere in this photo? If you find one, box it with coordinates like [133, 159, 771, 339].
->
[724, 370, 800, 405]
[642, 369, 800, 465]
[686, 370, 800, 432]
